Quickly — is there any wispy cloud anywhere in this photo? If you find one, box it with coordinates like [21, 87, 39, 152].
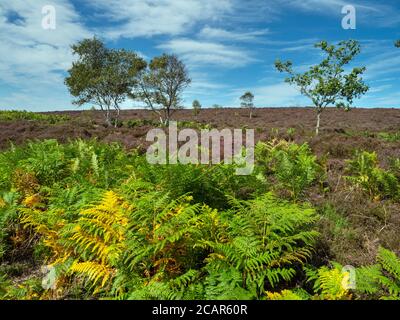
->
[198, 26, 269, 42]
[0, 0, 92, 109]
[86, 0, 233, 39]
[280, 0, 400, 26]
[0, 0, 399, 110]
[158, 39, 256, 68]
[284, 0, 379, 13]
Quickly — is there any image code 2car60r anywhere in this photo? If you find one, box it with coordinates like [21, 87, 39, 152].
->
[196, 305, 248, 316]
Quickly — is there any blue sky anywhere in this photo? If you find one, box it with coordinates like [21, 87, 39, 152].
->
[0, 0, 399, 111]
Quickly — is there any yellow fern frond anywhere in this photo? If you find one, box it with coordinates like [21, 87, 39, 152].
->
[19, 208, 69, 264]
[70, 231, 114, 264]
[70, 261, 114, 291]
[22, 194, 41, 208]
[70, 191, 128, 264]
[266, 290, 305, 300]
[0, 197, 5, 208]
[318, 268, 351, 300]
[65, 190, 129, 294]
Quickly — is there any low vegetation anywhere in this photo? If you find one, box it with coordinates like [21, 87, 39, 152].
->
[0, 136, 399, 300]
[0, 111, 69, 124]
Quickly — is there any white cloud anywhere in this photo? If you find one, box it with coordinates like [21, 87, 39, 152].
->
[280, 0, 400, 26]
[1, 0, 399, 111]
[0, 0, 92, 110]
[368, 84, 393, 94]
[284, 0, 378, 12]
[363, 51, 400, 81]
[158, 39, 256, 68]
[87, 0, 233, 39]
[198, 26, 269, 42]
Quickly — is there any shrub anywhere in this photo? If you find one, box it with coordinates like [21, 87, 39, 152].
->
[390, 158, 400, 180]
[356, 247, 400, 300]
[0, 192, 19, 260]
[201, 194, 319, 299]
[0, 110, 69, 123]
[346, 151, 399, 200]
[0, 139, 134, 192]
[11, 178, 319, 300]
[256, 140, 321, 199]
[125, 119, 159, 128]
[378, 132, 400, 142]
[131, 157, 267, 210]
[267, 263, 353, 300]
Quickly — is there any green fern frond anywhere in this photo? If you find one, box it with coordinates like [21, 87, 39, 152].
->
[377, 247, 400, 281]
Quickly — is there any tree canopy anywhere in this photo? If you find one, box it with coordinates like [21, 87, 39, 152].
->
[275, 40, 369, 135]
[192, 100, 202, 116]
[240, 91, 255, 119]
[130, 54, 191, 126]
[65, 38, 146, 126]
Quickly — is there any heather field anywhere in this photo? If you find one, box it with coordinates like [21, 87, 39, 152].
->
[0, 108, 399, 300]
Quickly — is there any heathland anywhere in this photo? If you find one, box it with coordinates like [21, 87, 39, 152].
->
[0, 107, 399, 300]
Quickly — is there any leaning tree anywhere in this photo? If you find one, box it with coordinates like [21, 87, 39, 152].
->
[130, 54, 191, 126]
[240, 91, 255, 119]
[275, 40, 369, 135]
[65, 37, 146, 126]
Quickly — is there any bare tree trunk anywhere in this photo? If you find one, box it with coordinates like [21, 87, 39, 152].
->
[104, 107, 112, 127]
[165, 107, 171, 127]
[316, 110, 321, 136]
[113, 106, 121, 128]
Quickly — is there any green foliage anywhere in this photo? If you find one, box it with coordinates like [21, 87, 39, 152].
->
[356, 247, 400, 300]
[319, 204, 349, 236]
[130, 54, 191, 126]
[378, 131, 400, 142]
[390, 158, 400, 179]
[0, 110, 69, 123]
[0, 138, 319, 300]
[201, 194, 319, 299]
[65, 37, 146, 126]
[305, 263, 352, 300]
[286, 128, 296, 140]
[268, 263, 353, 301]
[192, 100, 202, 116]
[240, 91, 255, 119]
[275, 40, 369, 135]
[131, 156, 267, 210]
[0, 139, 134, 270]
[2, 138, 398, 301]
[346, 151, 399, 200]
[0, 139, 133, 192]
[266, 289, 307, 300]
[0, 191, 19, 259]
[0, 276, 44, 300]
[256, 140, 321, 199]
